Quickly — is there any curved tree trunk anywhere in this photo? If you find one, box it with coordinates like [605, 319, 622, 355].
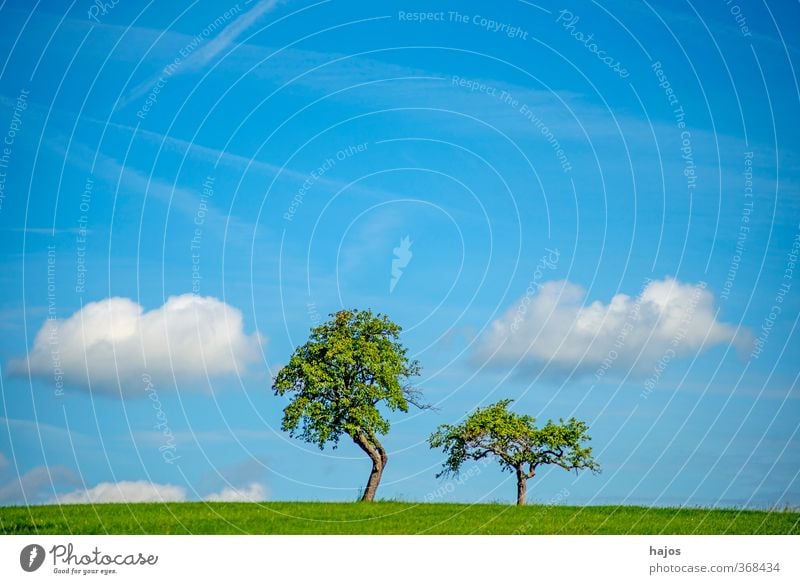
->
[516, 468, 527, 506]
[362, 458, 383, 502]
[353, 432, 388, 502]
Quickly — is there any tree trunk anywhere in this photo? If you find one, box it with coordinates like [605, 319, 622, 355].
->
[362, 456, 383, 502]
[353, 432, 387, 502]
[516, 468, 527, 506]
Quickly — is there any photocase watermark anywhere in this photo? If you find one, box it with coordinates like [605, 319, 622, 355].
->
[451, 76, 572, 173]
[47, 543, 158, 575]
[136, 3, 243, 119]
[510, 248, 560, 332]
[396, 11, 446, 23]
[190, 175, 214, 294]
[750, 222, 800, 359]
[424, 458, 492, 502]
[652, 61, 696, 193]
[511, 488, 570, 534]
[307, 299, 322, 327]
[594, 277, 651, 381]
[45, 245, 64, 398]
[86, 0, 120, 23]
[20, 544, 46, 572]
[0, 88, 29, 214]
[641, 282, 708, 398]
[20, 541, 157, 576]
[720, 152, 754, 301]
[142, 373, 180, 464]
[724, 0, 753, 38]
[390, 235, 412, 293]
[448, 11, 529, 40]
[283, 142, 368, 222]
[397, 11, 529, 40]
[75, 176, 93, 296]
[516, 100, 573, 173]
[555, 10, 629, 78]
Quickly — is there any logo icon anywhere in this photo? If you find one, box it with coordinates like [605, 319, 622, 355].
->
[390, 235, 413, 293]
[20, 544, 45, 572]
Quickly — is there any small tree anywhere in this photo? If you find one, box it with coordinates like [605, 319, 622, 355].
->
[273, 309, 424, 502]
[429, 399, 599, 505]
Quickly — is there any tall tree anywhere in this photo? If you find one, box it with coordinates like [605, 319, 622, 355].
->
[273, 309, 424, 501]
[429, 399, 599, 505]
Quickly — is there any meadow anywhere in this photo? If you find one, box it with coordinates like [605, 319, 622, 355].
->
[2, 501, 798, 535]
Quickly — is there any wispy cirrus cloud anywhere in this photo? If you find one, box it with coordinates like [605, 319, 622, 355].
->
[117, 0, 284, 109]
[188, 0, 283, 70]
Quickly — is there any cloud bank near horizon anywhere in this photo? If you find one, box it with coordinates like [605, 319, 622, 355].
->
[50, 480, 267, 504]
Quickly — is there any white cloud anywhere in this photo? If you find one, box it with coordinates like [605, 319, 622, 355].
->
[204, 482, 267, 502]
[10, 295, 263, 396]
[0, 465, 79, 504]
[476, 277, 748, 378]
[51, 480, 266, 504]
[54, 480, 187, 504]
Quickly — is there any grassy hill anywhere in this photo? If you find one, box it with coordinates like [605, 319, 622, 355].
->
[2, 501, 798, 535]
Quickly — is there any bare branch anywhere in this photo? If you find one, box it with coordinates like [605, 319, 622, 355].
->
[403, 386, 436, 411]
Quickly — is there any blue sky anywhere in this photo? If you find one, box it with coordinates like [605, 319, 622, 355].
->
[0, 0, 798, 509]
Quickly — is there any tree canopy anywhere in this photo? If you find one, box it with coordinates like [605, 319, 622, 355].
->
[429, 399, 599, 504]
[273, 308, 423, 501]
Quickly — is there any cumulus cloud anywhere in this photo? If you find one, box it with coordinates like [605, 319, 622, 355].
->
[9, 295, 263, 396]
[54, 480, 188, 504]
[204, 482, 267, 502]
[475, 277, 748, 379]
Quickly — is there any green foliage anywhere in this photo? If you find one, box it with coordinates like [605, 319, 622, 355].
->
[429, 399, 600, 479]
[273, 308, 422, 449]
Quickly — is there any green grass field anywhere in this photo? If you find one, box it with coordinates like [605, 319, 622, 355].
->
[2, 502, 798, 535]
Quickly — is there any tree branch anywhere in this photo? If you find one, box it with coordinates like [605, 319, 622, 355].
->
[352, 431, 381, 465]
[403, 386, 436, 411]
[470, 438, 516, 467]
